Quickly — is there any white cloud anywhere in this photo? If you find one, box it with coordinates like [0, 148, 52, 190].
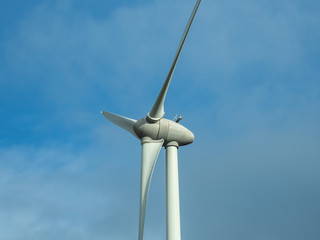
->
[0, 142, 140, 240]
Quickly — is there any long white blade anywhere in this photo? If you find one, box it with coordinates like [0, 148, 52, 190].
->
[148, 0, 202, 121]
[139, 138, 164, 240]
[101, 111, 138, 138]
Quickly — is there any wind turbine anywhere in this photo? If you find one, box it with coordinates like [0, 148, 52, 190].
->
[101, 0, 201, 239]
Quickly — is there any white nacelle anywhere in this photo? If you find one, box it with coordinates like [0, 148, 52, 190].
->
[133, 118, 194, 146]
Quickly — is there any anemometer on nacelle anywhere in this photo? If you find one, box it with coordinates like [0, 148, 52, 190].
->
[174, 114, 182, 123]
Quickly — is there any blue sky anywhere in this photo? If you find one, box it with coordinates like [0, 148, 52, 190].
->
[0, 0, 320, 239]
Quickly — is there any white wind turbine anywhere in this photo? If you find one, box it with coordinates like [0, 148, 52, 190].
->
[102, 1, 201, 239]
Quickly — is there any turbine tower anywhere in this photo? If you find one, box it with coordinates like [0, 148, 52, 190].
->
[102, 1, 201, 239]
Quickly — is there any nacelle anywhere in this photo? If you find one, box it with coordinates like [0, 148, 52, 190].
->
[133, 118, 194, 146]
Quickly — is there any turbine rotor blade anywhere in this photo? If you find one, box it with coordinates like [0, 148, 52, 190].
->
[101, 111, 138, 138]
[147, 0, 202, 121]
[139, 137, 164, 240]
